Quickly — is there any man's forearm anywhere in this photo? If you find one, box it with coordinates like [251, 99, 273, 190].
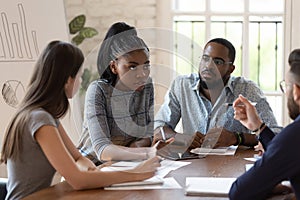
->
[242, 133, 259, 147]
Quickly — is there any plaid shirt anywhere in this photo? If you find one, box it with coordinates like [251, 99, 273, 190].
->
[78, 79, 154, 164]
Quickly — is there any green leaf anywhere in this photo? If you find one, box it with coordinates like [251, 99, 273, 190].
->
[80, 68, 99, 96]
[71, 34, 85, 46]
[79, 27, 98, 38]
[81, 68, 91, 90]
[69, 15, 86, 34]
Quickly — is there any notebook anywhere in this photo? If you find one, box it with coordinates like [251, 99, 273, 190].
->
[185, 177, 236, 196]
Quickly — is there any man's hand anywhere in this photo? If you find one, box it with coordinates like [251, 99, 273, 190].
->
[233, 94, 263, 131]
[188, 131, 205, 150]
[254, 141, 265, 156]
[152, 138, 175, 150]
[152, 126, 176, 145]
[202, 127, 236, 148]
[271, 183, 293, 196]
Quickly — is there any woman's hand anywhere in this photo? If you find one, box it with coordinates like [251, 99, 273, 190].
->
[126, 156, 161, 181]
[76, 156, 98, 171]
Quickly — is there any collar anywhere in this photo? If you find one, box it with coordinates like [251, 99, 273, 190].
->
[192, 76, 234, 94]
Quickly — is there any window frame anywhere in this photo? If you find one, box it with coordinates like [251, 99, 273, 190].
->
[155, 0, 299, 126]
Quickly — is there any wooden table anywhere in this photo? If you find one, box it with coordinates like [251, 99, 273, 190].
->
[22, 147, 293, 200]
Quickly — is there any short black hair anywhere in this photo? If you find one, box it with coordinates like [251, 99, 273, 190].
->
[288, 49, 300, 65]
[207, 38, 236, 63]
[289, 49, 300, 84]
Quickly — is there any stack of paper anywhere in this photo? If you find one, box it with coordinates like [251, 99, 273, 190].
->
[101, 160, 188, 190]
[105, 177, 181, 190]
[109, 176, 164, 187]
[185, 177, 236, 196]
[190, 145, 238, 156]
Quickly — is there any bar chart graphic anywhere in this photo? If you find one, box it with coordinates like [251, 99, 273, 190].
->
[0, 3, 39, 62]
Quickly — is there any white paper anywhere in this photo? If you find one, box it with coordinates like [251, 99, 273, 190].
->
[245, 164, 254, 171]
[156, 159, 191, 178]
[100, 159, 191, 178]
[185, 177, 236, 196]
[100, 161, 140, 172]
[244, 154, 262, 162]
[110, 176, 163, 187]
[190, 145, 238, 156]
[104, 177, 182, 190]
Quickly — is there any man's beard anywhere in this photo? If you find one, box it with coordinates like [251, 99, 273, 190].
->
[199, 74, 228, 90]
[287, 93, 300, 120]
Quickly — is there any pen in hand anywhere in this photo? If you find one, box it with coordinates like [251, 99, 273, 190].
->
[224, 102, 257, 107]
[160, 126, 166, 141]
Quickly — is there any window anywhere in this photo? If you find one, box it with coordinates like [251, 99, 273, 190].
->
[172, 0, 285, 126]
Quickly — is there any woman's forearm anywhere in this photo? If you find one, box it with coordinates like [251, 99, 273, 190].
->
[101, 144, 148, 161]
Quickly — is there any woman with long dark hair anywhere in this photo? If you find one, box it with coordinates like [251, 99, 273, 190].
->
[0, 40, 160, 200]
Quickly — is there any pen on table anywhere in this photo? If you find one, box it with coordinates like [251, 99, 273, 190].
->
[160, 126, 166, 141]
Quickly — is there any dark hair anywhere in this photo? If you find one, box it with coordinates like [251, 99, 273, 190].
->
[26, 40, 84, 118]
[1, 40, 84, 163]
[288, 49, 300, 65]
[207, 38, 236, 63]
[102, 22, 136, 39]
[97, 22, 149, 85]
[289, 49, 300, 84]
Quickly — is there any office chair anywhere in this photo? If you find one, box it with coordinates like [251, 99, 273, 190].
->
[0, 178, 7, 200]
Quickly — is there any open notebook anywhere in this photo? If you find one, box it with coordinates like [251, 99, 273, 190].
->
[185, 177, 236, 196]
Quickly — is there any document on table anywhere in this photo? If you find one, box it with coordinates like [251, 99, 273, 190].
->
[101, 159, 189, 190]
[190, 145, 238, 156]
[157, 159, 191, 178]
[244, 154, 262, 162]
[245, 164, 253, 171]
[104, 177, 181, 190]
[109, 176, 164, 187]
[185, 177, 236, 196]
[101, 159, 191, 178]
